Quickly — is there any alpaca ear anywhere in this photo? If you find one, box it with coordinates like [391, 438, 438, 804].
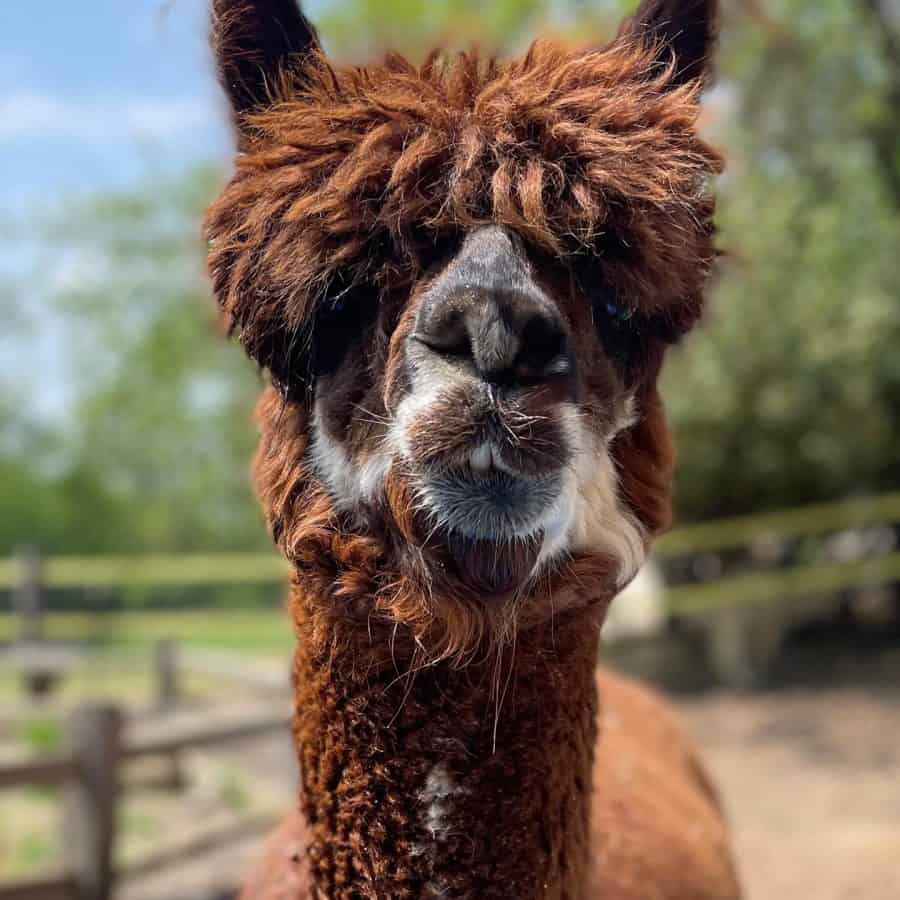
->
[211, 0, 319, 119]
[620, 0, 717, 87]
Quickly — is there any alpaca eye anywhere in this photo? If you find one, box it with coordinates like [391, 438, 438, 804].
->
[604, 300, 634, 322]
[321, 297, 347, 319]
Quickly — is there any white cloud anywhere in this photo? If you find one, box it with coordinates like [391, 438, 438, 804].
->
[0, 91, 215, 144]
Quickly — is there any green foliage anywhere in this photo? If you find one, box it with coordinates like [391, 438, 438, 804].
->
[665, 0, 900, 519]
[3, 167, 268, 563]
[316, 0, 636, 58]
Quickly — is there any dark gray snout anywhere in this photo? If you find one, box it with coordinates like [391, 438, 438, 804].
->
[413, 226, 573, 389]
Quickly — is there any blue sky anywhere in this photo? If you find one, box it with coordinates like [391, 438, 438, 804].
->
[1, 0, 235, 216]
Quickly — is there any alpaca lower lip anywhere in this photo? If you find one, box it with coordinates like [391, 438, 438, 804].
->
[422, 468, 561, 541]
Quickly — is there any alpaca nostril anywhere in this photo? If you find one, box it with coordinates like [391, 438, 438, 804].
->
[513, 315, 571, 382]
[414, 309, 473, 360]
[413, 224, 574, 388]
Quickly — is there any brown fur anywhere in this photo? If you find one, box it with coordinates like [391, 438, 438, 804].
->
[239, 663, 739, 900]
[204, 32, 722, 662]
[243, 388, 739, 898]
[251, 386, 619, 664]
[287, 599, 602, 899]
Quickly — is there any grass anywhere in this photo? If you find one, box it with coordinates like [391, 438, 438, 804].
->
[219, 768, 251, 814]
[0, 788, 60, 879]
[0, 665, 229, 708]
[17, 718, 64, 755]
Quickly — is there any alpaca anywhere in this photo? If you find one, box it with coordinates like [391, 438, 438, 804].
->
[205, 0, 741, 897]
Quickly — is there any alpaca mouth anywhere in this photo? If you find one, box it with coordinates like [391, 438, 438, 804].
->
[420, 466, 563, 542]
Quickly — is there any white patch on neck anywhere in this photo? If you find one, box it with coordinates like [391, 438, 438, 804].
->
[532, 403, 646, 587]
[418, 763, 463, 840]
[412, 763, 471, 900]
[412, 763, 470, 895]
[310, 398, 391, 512]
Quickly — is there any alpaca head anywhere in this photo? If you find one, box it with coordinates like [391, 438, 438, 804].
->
[206, 0, 722, 659]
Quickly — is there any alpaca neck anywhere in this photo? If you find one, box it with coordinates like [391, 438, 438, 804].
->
[291, 591, 602, 900]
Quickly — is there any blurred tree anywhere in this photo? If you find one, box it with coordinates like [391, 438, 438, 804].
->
[3, 166, 267, 558]
[49, 166, 267, 553]
[665, 0, 900, 519]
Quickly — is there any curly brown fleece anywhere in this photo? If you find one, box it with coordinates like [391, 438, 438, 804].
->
[204, 39, 722, 388]
[240, 655, 741, 900]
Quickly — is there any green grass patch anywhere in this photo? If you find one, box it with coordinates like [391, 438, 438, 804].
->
[219, 768, 251, 814]
[119, 808, 162, 841]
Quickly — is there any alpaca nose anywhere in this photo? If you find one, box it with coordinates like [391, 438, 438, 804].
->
[414, 227, 573, 387]
[416, 294, 572, 386]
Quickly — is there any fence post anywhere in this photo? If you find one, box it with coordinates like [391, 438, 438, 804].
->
[153, 640, 186, 791]
[706, 606, 782, 690]
[13, 545, 43, 644]
[154, 639, 180, 710]
[64, 704, 123, 900]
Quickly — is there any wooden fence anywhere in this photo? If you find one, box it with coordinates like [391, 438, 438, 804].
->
[0, 699, 289, 900]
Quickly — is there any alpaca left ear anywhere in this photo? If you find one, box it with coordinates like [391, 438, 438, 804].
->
[620, 0, 718, 87]
[211, 0, 319, 120]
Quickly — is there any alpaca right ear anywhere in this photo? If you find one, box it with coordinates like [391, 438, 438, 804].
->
[211, 0, 319, 121]
[620, 0, 718, 87]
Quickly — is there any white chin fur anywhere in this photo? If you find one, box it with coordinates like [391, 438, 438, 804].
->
[310, 398, 391, 512]
[531, 405, 645, 588]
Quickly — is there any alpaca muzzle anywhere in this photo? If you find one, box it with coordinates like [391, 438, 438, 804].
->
[393, 225, 581, 548]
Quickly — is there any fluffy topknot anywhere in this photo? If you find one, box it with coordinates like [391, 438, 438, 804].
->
[205, 39, 722, 381]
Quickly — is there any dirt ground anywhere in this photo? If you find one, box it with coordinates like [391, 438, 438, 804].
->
[679, 685, 900, 900]
[119, 639, 900, 900]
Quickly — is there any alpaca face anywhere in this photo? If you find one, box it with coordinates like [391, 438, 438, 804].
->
[306, 221, 648, 596]
[206, 0, 721, 615]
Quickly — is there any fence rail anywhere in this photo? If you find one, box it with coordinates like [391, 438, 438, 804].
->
[0, 876, 77, 900]
[667, 548, 900, 614]
[0, 755, 77, 791]
[121, 711, 290, 761]
[656, 490, 900, 558]
[0, 553, 287, 592]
